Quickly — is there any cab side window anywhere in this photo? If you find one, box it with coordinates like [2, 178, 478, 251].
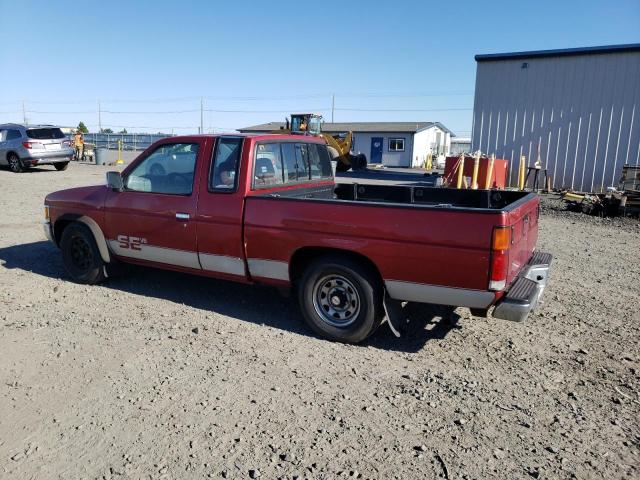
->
[281, 143, 298, 182]
[210, 137, 243, 191]
[125, 143, 199, 195]
[308, 143, 332, 179]
[294, 143, 310, 180]
[254, 143, 284, 187]
[253, 141, 333, 189]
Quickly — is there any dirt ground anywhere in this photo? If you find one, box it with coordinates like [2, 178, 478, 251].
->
[1, 162, 638, 480]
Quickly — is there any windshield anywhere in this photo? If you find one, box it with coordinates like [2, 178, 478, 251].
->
[308, 117, 321, 135]
[27, 128, 65, 140]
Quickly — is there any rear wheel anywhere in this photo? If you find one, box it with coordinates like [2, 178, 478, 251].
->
[8, 154, 25, 173]
[54, 162, 69, 171]
[60, 223, 106, 284]
[298, 255, 384, 343]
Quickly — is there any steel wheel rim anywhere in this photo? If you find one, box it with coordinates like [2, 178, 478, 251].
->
[312, 274, 361, 327]
[70, 236, 92, 270]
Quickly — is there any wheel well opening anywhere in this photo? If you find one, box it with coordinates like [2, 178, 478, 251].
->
[289, 247, 383, 287]
[53, 218, 75, 246]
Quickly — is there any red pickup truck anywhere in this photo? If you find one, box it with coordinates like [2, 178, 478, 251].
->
[43, 134, 551, 343]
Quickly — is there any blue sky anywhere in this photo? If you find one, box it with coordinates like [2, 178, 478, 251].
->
[1, 0, 638, 135]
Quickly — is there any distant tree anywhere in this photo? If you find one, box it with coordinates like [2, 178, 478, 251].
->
[118, 128, 128, 134]
[101, 128, 114, 134]
[77, 121, 89, 133]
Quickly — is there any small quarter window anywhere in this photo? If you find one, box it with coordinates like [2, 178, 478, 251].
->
[254, 143, 284, 188]
[308, 143, 332, 179]
[388, 138, 405, 152]
[210, 137, 243, 191]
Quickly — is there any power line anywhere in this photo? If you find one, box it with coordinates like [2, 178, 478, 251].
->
[336, 107, 473, 112]
[204, 108, 330, 113]
[8, 91, 475, 106]
[336, 91, 474, 98]
[101, 109, 200, 114]
[85, 123, 236, 130]
[24, 108, 330, 115]
[26, 110, 96, 114]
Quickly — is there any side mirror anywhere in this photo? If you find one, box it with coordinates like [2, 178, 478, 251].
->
[106, 171, 124, 191]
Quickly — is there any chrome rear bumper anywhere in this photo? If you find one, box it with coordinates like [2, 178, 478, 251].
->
[492, 251, 552, 322]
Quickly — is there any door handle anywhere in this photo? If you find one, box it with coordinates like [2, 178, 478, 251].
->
[176, 212, 190, 221]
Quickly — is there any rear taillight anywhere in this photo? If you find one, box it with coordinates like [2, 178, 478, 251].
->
[489, 226, 511, 290]
[22, 141, 44, 149]
[62, 140, 71, 147]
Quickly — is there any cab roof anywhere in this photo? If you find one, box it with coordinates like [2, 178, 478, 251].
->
[168, 132, 327, 143]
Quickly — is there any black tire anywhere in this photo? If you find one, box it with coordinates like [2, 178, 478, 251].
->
[8, 154, 25, 173]
[54, 162, 69, 171]
[60, 223, 106, 284]
[349, 153, 368, 170]
[298, 255, 384, 343]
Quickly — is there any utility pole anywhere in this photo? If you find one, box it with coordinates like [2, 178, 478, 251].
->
[22, 100, 26, 125]
[200, 97, 204, 134]
[98, 100, 102, 133]
[331, 94, 335, 123]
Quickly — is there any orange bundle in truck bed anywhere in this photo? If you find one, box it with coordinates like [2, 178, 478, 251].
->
[443, 156, 509, 189]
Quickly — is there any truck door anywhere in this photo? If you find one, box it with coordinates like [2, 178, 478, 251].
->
[103, 139, 206, 270]
[194, 136, 248, 281]
[370, 137, 383, 164]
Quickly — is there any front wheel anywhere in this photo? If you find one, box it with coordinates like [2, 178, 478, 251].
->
[8, 154, 25, 173]
[298, 255, 384, 343]
[54, 162, 69, 171]
[60, 223, 106, 284]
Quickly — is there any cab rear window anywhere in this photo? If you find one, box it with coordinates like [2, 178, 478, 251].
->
[26, 128, 65, 140]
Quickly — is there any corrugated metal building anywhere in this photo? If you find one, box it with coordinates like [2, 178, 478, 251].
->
[472, 44, 640, 191]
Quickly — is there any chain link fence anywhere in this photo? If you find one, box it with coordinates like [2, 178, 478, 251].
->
[83, 132, 174, 151]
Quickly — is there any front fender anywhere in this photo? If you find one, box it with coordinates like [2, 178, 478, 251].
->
[55, 214, 111, 263]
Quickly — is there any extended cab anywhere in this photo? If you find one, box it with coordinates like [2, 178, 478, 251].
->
[44, 134, 552, 343]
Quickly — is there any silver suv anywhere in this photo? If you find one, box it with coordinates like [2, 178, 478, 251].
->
[0, 123, 75, 173]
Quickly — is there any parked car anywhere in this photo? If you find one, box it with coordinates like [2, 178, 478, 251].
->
[0, 123, 74, 173]
[43, 134, 551, 343]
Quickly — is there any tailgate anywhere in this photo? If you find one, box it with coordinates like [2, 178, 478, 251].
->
[505, 195, 540, 285]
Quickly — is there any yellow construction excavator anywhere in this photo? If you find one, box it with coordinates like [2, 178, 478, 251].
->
[275, 113, 366, 171]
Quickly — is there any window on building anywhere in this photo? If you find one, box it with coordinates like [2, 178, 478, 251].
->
[388, 138, 405, 152]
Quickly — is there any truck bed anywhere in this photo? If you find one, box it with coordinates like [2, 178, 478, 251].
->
[244, 184, 540, 302]
[258, 183, 534, 212]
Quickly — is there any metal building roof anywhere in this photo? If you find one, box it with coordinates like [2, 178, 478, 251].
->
[475, 43, 640, 62]
[239, 121, 452, 134]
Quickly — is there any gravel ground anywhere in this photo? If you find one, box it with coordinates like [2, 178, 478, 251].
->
[1, 163, 638, 480]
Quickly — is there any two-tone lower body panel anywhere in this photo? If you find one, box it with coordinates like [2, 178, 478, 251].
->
[385, 250, 553, 322]
[384, 280, 496, 309]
